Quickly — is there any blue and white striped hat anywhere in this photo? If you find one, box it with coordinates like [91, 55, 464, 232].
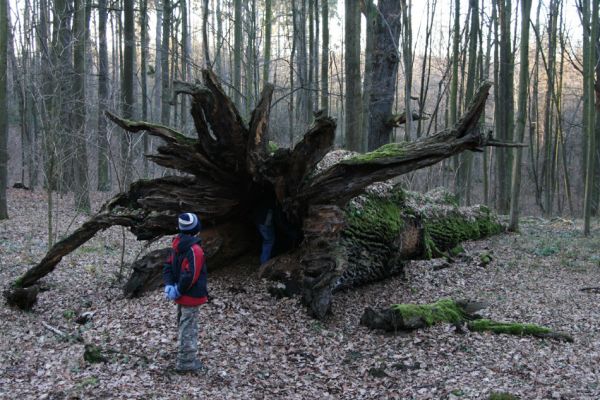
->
[178, 213, 201, 234]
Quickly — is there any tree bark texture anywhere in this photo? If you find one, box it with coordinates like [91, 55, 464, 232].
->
[364, 0, 401, 151]
[0, 0, 7, 219]
[7, 73, 509, 317]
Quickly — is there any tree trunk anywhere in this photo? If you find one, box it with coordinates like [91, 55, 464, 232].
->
[364, 0, 401, 151]
[140, 0, 150, 178]
[119, 0, 135, 190]
[97, 0, 110, 190]
[320, 0, 329, 113]
[161, 0, 171, 126]
[495, 0, 514, 214]
[583, 0, 599, 235]
[508, 0, 532, 231]
[7, 74, 515, 317]
[400, 0, 413, 141]
[456, 0, 479, 206]
[344, 0, 362, 151]
[233, 0, 242, 108]
[0, 0, 6, 220]
[72, 0, 90, 212]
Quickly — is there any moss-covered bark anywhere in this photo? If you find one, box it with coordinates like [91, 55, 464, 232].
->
[335, 185, 503, 290]
[361, 299, 573, 342]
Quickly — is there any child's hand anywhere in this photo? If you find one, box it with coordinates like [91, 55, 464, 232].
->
[164, 285, 180, 300]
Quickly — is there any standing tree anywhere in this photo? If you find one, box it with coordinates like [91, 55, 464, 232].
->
[542, 0, 559, 217]
[97, 0, 110, 190]
[233, 0, 242, 108]
[262, 0, 272, 85]
[508, 0, 533, 231]
[583, 0, 599, 235]
[140, 0, 150, 177]
[0, 0, 6, 220]
[495, 0, 514, 213]
[121, 0, 136, 188]
[363, 0, 402, 151]
[400, 0, 413, 141]
[344, 0, 362, 151]
[320, 0, 329, 113]
[72, 0, 90, 212]
[161, 0, 171, 126]
[456, 0, 479, 205]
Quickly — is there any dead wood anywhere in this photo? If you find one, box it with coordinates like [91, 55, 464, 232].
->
[8, 73, 506, 317]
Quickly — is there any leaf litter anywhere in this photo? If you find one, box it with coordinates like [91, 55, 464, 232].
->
[1, 189, 600, 399]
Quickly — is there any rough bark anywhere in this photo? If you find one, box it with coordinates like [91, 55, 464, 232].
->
[344, 0, 362, 151]
[0, 0, 7, 219]
[260, 185, 504, 318]
[364, 0, 402, 151]
[7, 72, 513, 317]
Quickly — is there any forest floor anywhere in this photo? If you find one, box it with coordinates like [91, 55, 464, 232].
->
[1, 188, 600, 400]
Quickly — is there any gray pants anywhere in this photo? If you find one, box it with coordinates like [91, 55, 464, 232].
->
[177, 305, 199, 369]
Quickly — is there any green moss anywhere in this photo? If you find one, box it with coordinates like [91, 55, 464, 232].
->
[344, 142, 407, 163]
[392, 299, 466, 326]
[13, 277, 23, 288]
[84, 344, 107, 363]
[422, 206, 503, 258]
[489, 392, 519, 400]
[479, 251, 493, 266]
[267, 141, 279, 154]
[345, 192, 405, 243]
[63, 309, 75, 320]
[468, 319, 552, 336]
[449, 245, 465, 257]
[78, 376, 99, 388]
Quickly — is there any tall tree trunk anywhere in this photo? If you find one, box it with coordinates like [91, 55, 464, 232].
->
[233, 0, 242, 108]
[140, 0, 150, 178]
[294, 0, 309, 125]
[161, 0, 171, 126]
[320, 0, 328, 113]
[154, 0, 162, 123]
[542, 0, 559, 217]
[72, 0, 90, 212]
[508, 0, 532, 231]
[0, 0, 7, 219]
[244, 0, 256, 116]
[364, 0, 401, 151]
[344, 0, 362, 151]
[495, 0, 514, 214]
[457, 0, 479, 205]
[400, 0, 413, 141]
[262, 0, 271, 86]
[97, 0, 110, 190]
[215, 0, 223, 75]
[121, 0, 135, 189]
[53, 0, 74, 192]
[200, 0, 210, 68]
[583, 0, 599, 235]
[361, 1, 376, 151]
[417, 0, 437, 138]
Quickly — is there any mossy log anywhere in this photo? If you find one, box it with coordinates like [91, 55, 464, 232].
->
[361, 299, 573, 342]
[260, 186, 503, 317]
[6, 72, 516, 316]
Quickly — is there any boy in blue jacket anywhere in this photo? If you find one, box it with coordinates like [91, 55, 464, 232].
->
[163, 212, 208, 373]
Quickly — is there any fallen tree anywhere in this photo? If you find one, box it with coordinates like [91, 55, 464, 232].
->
[360, 299, 573, 342]
[5, 71, 518, 317]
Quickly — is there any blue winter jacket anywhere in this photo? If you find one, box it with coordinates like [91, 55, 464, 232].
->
[163, 234, 208, 306]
